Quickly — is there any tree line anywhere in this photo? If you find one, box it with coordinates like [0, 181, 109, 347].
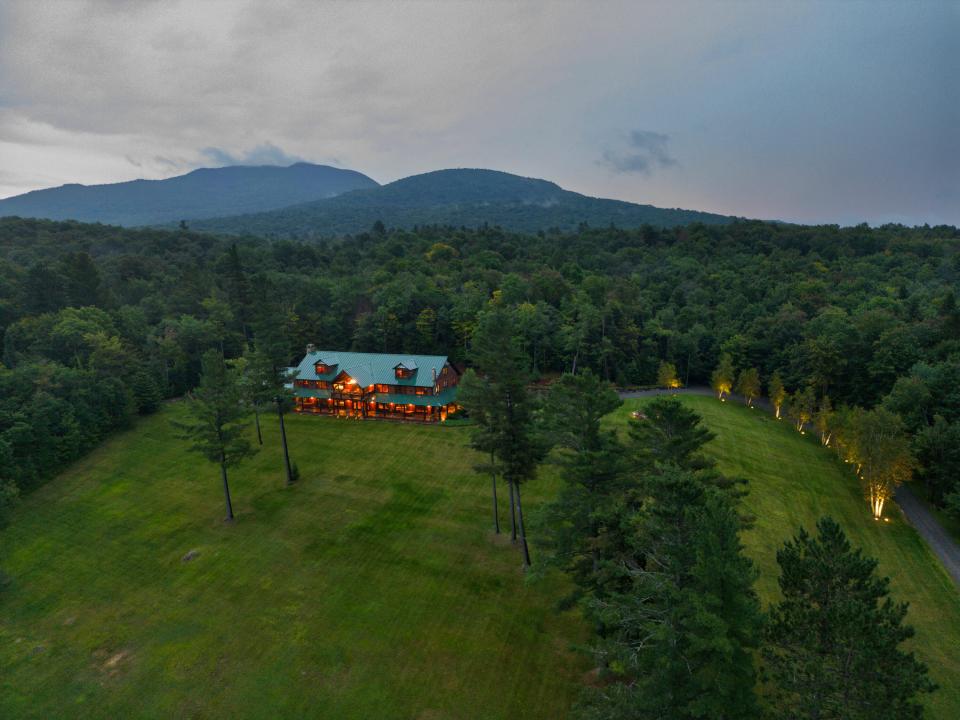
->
[0, 216, 957, 524]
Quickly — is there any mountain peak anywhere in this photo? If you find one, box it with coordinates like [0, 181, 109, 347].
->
[0, 163, 379, 226]
[184, 166, 734, 236]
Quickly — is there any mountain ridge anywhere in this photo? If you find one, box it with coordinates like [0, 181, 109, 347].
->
[183, 167, 736, 236]
[0, 163, 379, 226]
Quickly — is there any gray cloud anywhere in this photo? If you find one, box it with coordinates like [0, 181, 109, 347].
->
[601, 130, 678, 175]
[200, 142, 304, 167]
[0, 1, 955, 224]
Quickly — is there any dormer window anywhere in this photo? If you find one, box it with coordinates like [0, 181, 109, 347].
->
[395, 363, 414, 380]
[315, 363, 329, 375]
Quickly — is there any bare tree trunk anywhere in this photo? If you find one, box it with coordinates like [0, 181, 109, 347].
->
[220, 460, 234, 521]
[276, 398, 293, 486]
[508, 479, 517, 542]
[515, 482, 531, 567]
[490, 451, 500, 534]
[254, 404, 262, 445]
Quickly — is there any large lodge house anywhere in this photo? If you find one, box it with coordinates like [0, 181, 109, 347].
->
[290, 347, 461, 422]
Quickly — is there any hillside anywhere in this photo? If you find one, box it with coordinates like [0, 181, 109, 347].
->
[183, 168, 735, 236]
[1, 398, 957, 717]
[616, 396, 960, 718]
[0, 163, 379, 227]
[0, 408, 584, 719]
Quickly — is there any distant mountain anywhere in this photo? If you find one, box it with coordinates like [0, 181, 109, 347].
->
[0, 163, 379, 226]
[184, 168, 735, 236]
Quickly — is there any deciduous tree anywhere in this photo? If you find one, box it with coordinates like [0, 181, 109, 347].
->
[711, 353, 735, 400]
[855, 407, 913, 519]
[735, 367, 761, 407]
[768, 370, 786, 419]
[814, 394, 835, 446]
[656, 360, 680, 389]
[787, 386, 816, 432]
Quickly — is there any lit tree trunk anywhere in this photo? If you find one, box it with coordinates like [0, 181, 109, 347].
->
[220, 457, 234, 521]
[276, 397, 293, 486]
[775, 404, 781, 419]
[515, 482, 531, 567]
[490, 451, 500, 534]
[253, 403, 263, 445]
[508, 479, 517, 542]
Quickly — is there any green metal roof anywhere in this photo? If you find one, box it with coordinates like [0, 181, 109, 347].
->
[294, 387, 331, 399]
[294, 350, 453, 388]
[370, 387, 459, 407]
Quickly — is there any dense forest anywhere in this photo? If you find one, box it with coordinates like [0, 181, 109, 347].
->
[0, 216, 958, 519]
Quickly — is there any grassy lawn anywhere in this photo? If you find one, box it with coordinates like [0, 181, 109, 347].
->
[0, 405, 586, 719]
[614, 396, 960, 719]
[3, 397, 958, 718]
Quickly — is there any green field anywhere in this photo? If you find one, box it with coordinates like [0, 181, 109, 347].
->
[2, 397, 958, 718]
[615, 396, 960, 718]
[0, 406, 585, 719]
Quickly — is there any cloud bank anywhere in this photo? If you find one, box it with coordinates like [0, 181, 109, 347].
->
[0, 0, 956, 225]
[200, 143, 305, 167]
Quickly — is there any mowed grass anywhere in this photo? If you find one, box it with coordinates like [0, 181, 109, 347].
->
[0, 405, 587, 720]
[4, 397, 959, 719]
[614, 396, 960, 719]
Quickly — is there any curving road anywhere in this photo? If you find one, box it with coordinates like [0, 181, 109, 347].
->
[620, 386, 960, 588]
[894, 485, 960, 586]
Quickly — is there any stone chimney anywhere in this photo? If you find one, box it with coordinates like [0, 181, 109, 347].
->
[306, 343, 316, 356]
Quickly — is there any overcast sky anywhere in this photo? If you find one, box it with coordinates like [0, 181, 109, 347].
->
[1, 1, 957, 225]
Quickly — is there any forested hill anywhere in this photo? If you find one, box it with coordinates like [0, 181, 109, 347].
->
[0, 163, 379, 227]
[181, 168, 735, 236]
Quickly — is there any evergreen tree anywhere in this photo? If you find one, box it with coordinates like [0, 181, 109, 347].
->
[579, 467, 762, 720]
[21, 262, 67, 315]
[628, 396, 716, 472]
[224, 243, 250, 338]
[232, 345, 281, 445]
[763, 517, 935, 719]
[173, 350, 257, 521]
[459, 304, 545, 566]
[60, 251, 104, 307]
[130, 366, 164, 414]
[537, 370, 629, 598]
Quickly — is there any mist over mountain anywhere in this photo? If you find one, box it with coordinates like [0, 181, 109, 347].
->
[0, 163, 379, 227]
[183, 168, 735, 237]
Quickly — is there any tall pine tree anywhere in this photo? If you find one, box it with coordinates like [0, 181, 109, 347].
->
[459, 304, 545, 566]
[174, 350, 257, 521]
[763, 517, 935, 719]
